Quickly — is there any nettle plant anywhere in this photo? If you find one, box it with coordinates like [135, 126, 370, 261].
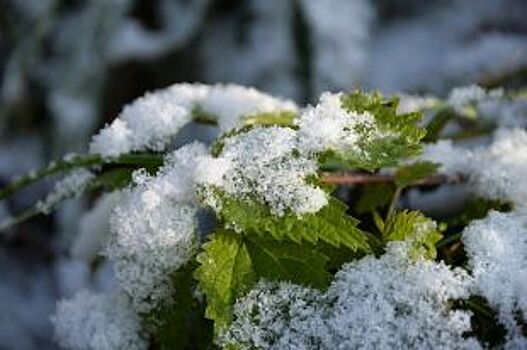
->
[2, 84, 527, 349]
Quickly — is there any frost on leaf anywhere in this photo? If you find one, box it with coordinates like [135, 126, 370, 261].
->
[89, 83, 298, 158]
[222, 242, 477, 350]
[37, 169, 95, 214]
[296, 91, 425, 171]
[383, 210, 443, 260]
[196, 229, 332, 337]
[105, 143, 207, 312]
[197, 126, 327, 217]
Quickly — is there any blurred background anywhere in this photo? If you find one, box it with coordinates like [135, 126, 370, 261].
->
[0, 0, 526, 348]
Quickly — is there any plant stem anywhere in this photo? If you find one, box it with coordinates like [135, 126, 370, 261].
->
[0, 154, 102, 200]
[321, 172, 463, 186]
[436, 232, 463, 249]
[0, 153, 164, 200]
[386, 187, 402, 220]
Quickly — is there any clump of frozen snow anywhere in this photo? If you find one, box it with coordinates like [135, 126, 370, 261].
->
[296, 92, 379, 156]
[196, 127, 327, 216]
[223, 241, 477, 350]
[443, 85, 527, 128]
[104, 143, 207, 312]
[89, 83, 297, 158]
[71, 192, 123, 262]
[36, 169, 95, 215]
[447, 85, 502, 114]
[421, 128, 527, 210]
[463, 211, 527, 345]
[52, 290, 147, 350]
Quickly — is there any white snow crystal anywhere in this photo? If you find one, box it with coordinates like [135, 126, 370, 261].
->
[463, 211, 527, 344]
[397, 94, 439, 114]
[105, 143, 207, 312]
[223, 242, 478, 350]
[71, 192, 123, 262]
[421, 128, 527, 211]
[89, 83, 297, 158]
[52, 290, 147, 350]
[36, 169, 95, 215]
[296, 92, 379, 155]
[197, 127, 327, 216]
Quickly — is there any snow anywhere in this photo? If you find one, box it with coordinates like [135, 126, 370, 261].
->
[223, 242, 478, 350]
[52, 290, 147, 350]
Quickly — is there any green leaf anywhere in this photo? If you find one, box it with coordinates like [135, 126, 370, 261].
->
[443, 198, 512, 228]
[423, 107, 455, 142]
[144, 263, 212, 350]
[245, 236, 331, 289]
[196, 229, 334, 339]
[241, 111, 297, 127]
[214, 191, 376, 253]
[383, 210, 443, 259]
[394, 161, 440, 188]
[355, 183, 395, 214]
[195, 230, 257, 336]
[338, 92, 426, 170]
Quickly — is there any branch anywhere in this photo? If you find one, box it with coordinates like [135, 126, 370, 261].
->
[321, 172, 465, 186]
[0, 153, 163, 201]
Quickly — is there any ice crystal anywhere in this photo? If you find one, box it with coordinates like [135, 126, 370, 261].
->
[197, 127, 327, 216]
[447, 85, 501, 113]
[52, 290, 147, 350]
[396, 94, 438, 114]
[422, 128, 527, 210]
[89, 83, 297, 158]
[223, 242, 478, 350]
[36, 169, 95, 214]
[463, 211, 527, 345]
[296, 92, 378, 156]
[71, 192, 123, 262]
[105, 143, 207, 312]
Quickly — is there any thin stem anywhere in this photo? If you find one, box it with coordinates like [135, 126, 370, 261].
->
[386, 187, 402, 221]
[321, 172, 463, 186]
[0, 154, 102, 200]
[436, 232, 463, 249]
[0, 153, 164, 201]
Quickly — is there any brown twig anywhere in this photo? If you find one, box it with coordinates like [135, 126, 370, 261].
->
[321, 172, 465, 186]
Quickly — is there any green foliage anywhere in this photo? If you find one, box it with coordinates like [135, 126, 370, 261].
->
[355, 183, 395, 214]
[338, 92, 426, 170]
[144, 263, 212, 350]
[383, 210, 443, 259]
[244, 236, 331, 289]
[195, 230, 257, 336]
[447, 198, 513, 228]
[8, 86, 521, 350]
[195, 229, 332, 338]
[423, 108, 455, 142]
[213, 190, 377, 253]
[241, 111, 297, 127]
[395, 161, 440, 188]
